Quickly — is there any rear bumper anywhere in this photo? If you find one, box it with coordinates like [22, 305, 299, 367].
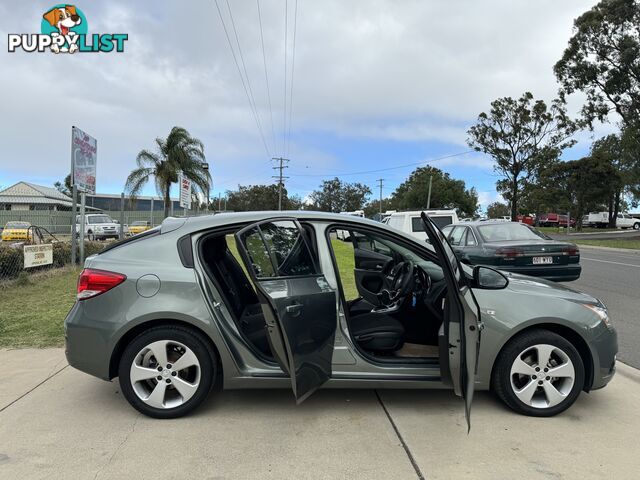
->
[496, 264, 581, 282]
[64, 302, 112, 380]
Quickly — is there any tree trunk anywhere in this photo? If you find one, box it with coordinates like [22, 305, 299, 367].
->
[608, 195, 614, 228]
[612, 189, 622, 228]
[164, 186, 171, 218]
[510, 178, 518, 221]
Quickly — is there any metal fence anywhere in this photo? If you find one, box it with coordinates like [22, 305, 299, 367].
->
[0, 208, 210, 235]
[0, 206, 213, 284]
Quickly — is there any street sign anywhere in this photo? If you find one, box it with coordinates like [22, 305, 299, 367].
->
[24, 244, 53, 268]
[71, 126, 97, 194]
[179, 174, 192, 210]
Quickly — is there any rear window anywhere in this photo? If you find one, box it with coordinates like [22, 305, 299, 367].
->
[478, 223, 548, 242]
[131, 221, 148, 226]
[411, 216, 453, 232]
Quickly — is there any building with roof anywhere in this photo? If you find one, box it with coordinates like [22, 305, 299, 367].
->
[0, 181, 75, 211]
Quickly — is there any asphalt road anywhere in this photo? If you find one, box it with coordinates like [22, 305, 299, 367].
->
[567, 246, 640, 368]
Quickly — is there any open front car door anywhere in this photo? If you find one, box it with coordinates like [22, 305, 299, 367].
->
[420, 212, 481, 429]
[235, 218, 337, 403]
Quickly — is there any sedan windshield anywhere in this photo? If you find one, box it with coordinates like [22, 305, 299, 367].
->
[477, 223, 548, 242]
[88, 215, 114, 224]
[6, 222, 30, 228]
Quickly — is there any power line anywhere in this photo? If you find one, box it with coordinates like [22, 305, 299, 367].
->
[282, 0, 288, 155]
[288, 150, 475, 177]
[272, 156, 290, 210]
[225, 0, 270, 156]
[286, 0, 298, 157]
[214, 0, 271, 158]
[256, 0, 277, 154]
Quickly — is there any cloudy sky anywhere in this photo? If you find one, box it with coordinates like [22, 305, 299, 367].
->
[0, 0, 615, 210]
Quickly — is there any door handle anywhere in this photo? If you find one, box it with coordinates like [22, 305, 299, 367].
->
[286, 303, 303, 314]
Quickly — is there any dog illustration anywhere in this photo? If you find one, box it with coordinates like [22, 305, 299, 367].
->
[42, 5, 82, 53]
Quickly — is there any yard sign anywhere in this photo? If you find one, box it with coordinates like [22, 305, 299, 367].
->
[179, 174, 192, 210]
[23, 244, 53, 268]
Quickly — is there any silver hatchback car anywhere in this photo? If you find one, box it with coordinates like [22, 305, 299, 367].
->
[64, 212, 617, 423]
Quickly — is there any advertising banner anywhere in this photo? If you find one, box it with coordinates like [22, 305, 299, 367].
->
[72, 126, 97, 194]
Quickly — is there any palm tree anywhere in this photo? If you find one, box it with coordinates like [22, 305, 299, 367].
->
[125, 127, 211, 218]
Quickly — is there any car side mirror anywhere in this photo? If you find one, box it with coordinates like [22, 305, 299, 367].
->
[472, 266, 508, 289]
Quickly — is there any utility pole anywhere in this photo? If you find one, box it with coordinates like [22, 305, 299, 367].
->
[376, 178, 384, 217]
[426, 175, 433, 209]
[272, 157, 290, 211]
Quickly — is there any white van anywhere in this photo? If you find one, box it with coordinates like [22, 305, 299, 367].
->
[336, 210, 365, 240]
[385, 209, 459, 241]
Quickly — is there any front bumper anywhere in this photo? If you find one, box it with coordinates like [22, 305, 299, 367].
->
[589, 325, 618, 390]
[497, 264, 582, 282]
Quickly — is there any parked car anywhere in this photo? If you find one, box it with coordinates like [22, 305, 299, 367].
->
[615, 213, 640, 230]
[75, 214, 120, 241]
[64, 211, 616, 421]
[128, 221, 152, 236]
[386, 209, 459, 240]
[1, 221, 32, 241]
[442, 221, 581, 282]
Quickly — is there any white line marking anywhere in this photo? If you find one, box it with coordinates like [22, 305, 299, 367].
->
[582, 257, 640, 268]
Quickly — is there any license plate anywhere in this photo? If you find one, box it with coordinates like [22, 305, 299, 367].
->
[533, 256, 553, 264]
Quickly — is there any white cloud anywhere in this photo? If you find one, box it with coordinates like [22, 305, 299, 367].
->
[0, 0, 609, 197]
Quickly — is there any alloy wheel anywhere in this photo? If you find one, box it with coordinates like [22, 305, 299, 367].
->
[130, 340, 201, 409]
[509, 343, 575, 409]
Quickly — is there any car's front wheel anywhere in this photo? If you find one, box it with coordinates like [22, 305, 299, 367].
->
[119, 326, 216, 418]
[492, 329, 585, 417]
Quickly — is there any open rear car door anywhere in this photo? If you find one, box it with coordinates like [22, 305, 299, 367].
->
[420, 212, 481, 429]
[235, 218, 336, 403]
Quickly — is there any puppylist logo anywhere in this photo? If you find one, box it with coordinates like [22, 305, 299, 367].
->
[8, 4, 128, 54]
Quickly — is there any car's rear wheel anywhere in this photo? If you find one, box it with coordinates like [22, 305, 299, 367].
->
[119, 326, 215, 418]
[634, 222, 640, 230]
[492, 329, 584, 417]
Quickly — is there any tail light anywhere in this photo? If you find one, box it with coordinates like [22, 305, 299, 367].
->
[495, 247, 524, 258]
[564, 245, 579, 256]
[77, 268, 126, 300]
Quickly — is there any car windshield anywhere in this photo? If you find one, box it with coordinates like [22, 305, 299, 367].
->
[132, 221, 147, 226]
[6, 222, 29, 228]
[477, 223, 548, 242]
[88, 215, 114, 224]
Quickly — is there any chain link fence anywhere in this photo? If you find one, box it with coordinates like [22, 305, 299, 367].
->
[0, 204, 212, 286]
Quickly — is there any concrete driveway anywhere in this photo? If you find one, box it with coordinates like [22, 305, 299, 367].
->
[1, 349, 639, 479]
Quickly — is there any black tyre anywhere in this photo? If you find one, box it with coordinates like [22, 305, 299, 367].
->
[492, 329, 585, 417]
[118, 325, 216, 419]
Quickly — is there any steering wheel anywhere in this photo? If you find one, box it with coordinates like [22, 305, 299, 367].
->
[380, 261, 414, 305]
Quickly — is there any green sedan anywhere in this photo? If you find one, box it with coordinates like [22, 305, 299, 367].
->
[442, 221, 581, 282]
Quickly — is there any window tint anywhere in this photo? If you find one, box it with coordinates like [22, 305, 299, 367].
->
[448, 226, 466, 246]
[465, 228, 477, 246]
[412, 216, 453, 232]
[478, 223, 547, 242]
[240, 220, 317, 278]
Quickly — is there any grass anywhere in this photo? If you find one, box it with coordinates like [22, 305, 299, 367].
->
[573, 239, 640, 250]
[0, 267, 79, 348]
[330, 238, 358, 300]
[0, 236, 362, 349]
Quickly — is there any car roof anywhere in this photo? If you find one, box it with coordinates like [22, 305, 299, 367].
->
[389, 210, 456, 216]
[451, 220, 525, 227]
[160, 210, 401, 235]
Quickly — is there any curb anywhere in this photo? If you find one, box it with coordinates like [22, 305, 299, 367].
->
[616, 361, 640, 383]
[575, 244, 640, 254]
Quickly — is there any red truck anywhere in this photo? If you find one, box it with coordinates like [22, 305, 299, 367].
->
[538, 213, 576, 227]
